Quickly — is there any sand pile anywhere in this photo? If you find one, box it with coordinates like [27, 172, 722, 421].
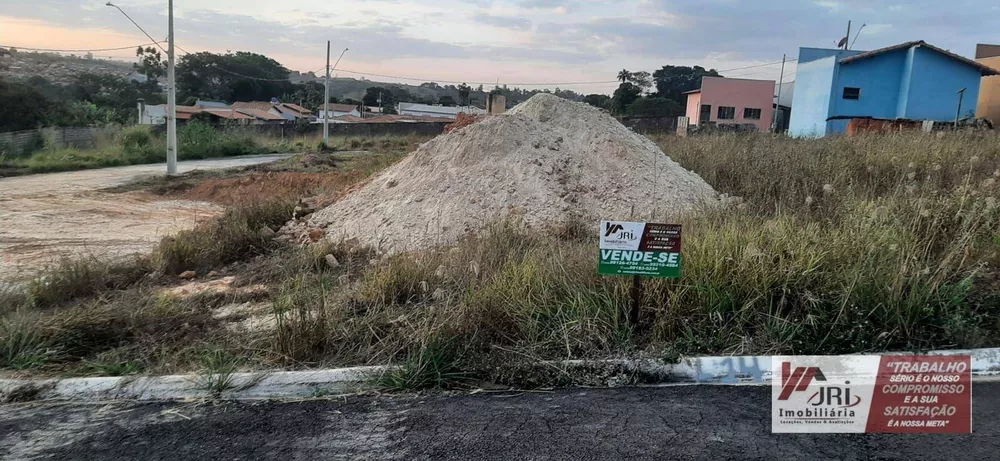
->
[308, 93, 718, 252]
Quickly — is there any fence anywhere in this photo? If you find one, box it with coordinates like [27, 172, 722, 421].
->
[618, 116, 679, 135]
[149, 121, 450, 140]
[0, 127, 115, 157]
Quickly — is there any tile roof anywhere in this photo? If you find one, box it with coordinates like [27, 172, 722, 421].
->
[278, 103, 312, 116]
[235, 108, 286, 121]
[202, 108, 254, 120]
[840, 41, 1000, 76]
[325, 103, 361, 112]
[232, 101, 277, 112]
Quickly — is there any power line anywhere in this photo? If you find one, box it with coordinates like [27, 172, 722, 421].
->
[105, 2, 168, 53]
[716, 59, 798, 74]
[334, 68, 620, 87]
[0, 42, 159, 53]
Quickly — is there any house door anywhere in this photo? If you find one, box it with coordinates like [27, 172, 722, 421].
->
[700, 104, 712, 124]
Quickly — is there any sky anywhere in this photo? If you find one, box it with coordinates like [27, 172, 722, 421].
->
[1, 0, 999, 94]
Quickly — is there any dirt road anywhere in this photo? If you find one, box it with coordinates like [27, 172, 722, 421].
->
[3, 384, 998, 460]
[0, 155, 289, 283]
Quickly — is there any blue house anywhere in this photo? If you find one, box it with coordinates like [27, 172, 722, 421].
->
[789, 41, 999, 137]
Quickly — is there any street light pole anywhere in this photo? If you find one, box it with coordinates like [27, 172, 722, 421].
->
[323, 41, 331, 148]
[166, 0, 177, 175]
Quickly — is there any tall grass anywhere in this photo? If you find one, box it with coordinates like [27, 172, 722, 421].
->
[4, 132, 999, 382]
[255, 132, 1000, 380]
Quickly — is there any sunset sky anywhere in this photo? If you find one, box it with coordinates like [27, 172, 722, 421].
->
[1, 0, 998, 93]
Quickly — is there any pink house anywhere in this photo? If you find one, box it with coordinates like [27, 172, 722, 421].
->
[684, 77, 776, 132]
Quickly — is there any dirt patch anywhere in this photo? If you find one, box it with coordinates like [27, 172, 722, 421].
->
[158, 276, 268, 299]
[164, 172, 360, 206]
[0, 156, 287, 283]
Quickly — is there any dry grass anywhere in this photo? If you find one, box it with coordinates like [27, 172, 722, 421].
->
[3, 132, 1000, 387]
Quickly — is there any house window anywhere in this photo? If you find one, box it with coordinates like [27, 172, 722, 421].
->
[843, 87, 861, 100]
[717, 106, 736, 120]
[743, 108, 762, 120]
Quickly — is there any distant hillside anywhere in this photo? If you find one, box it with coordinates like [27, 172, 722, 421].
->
[0, 50, 583, 107]
[0, 51, 138, 85]
[290, 72, 584, 107]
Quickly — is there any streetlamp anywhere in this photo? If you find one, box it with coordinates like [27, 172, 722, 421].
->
[107, 1, 176, 175]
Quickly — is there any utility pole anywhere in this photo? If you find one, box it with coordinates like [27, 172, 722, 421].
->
[844, 21, 851, 50]
[378, 90, 383, 114]
[773, 54, 786, 133]
[323, 41, 331, 148]
[166, 0, 177, 175]
[955, 87, 967, 128]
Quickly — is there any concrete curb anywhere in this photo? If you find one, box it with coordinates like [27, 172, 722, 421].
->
[3, 349, 999, 402]
[0, 366, 391, 402]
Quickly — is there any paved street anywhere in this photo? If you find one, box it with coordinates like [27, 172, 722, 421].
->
[2, 384, 997, 460]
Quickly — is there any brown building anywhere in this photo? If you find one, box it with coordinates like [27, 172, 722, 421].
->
[976, 44, 1000, 124]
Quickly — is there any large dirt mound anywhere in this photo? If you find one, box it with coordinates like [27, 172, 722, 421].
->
[309, 94, 718, 252]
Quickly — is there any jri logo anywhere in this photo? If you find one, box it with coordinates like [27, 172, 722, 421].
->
[778, 362, 861, 407]
[603, 222, 634, 240]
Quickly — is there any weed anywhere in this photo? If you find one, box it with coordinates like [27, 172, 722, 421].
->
[154, 201, 293, 274]
[194, 348, 242, 396]
[0, 313, 55, 370]
[25, 257, 152, 308]
[374, 338, 467, 391]
[79, 358, 144, 376]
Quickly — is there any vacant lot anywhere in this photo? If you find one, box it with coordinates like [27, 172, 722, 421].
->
[2, 132, 998, 389]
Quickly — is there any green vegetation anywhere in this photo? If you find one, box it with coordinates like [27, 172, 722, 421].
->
[2, 133, 998, 390]
[0, 123, 305, 175]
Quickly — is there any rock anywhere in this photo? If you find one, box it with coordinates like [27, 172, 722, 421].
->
[207, 271, 220, 278]
[386, 179, 398, 189]
[324, 254, 341, 268]
[293, 205, 315, 219]
[308, 229, 325, 242]
[179, 270, 197, 279]
[259, 226, 277, 238]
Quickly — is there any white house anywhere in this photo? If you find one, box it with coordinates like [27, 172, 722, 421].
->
[316, 103, 362, 120]
[396, 103, 485, 120]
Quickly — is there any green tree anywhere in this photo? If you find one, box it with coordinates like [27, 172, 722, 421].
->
[457, 83, 472, 106]
[67, 73, 162, 125]
[651, 65, 722, 103]
[583, 94, 611, 109]
[624, 97, 683, 117]
[134, 46, 165, 82]
[617, 69, 632, 83]
[0, 77, 55, 132]
[286, 81, 333, 112]
[438, 95, 457, 106]
[610, 82, 642, 115]
[176, 51, 294, 102]
[363, 86, 397, 112]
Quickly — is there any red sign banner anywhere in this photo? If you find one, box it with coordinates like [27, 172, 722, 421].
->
[772, 355, 972, 433]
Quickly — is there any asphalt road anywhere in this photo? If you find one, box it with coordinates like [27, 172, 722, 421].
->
[2, 384, 997, 460]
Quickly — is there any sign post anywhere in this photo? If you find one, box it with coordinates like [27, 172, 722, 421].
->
[599, 221, 682, 326]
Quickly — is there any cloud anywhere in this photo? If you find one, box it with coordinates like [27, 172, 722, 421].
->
[472, 13, 532, 30]
[519, 0, 568, 8]
[5, 0, 1000, 86]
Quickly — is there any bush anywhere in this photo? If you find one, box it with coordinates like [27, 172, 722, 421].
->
[154, 201, 294, 274]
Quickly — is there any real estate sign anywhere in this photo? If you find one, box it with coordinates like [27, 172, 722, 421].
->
[598, 221, 681, 278]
